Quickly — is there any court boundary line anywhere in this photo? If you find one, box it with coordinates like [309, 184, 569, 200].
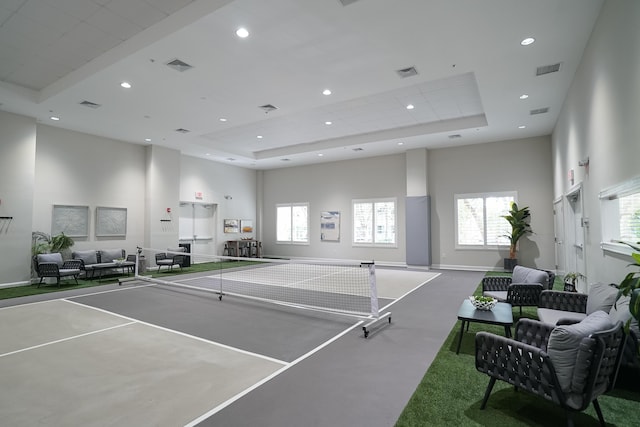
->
[63, 299, 288, 366]
[184, 320, 363, 427]
[0, 321, 136, 358]
[378, 272, 441, 312]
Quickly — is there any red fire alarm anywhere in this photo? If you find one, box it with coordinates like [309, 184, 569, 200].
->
[166, 208, 171, 213]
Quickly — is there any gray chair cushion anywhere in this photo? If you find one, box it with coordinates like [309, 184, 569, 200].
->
[609, 295, 632, 325]
[586, 282, 619, 315]
[167, 247, 186, 253]
[511, 265, 548, 287]
[72, 250, 98, 265]
[37, 253, 64, 267]
[100, 249, 124, 263]
[537, 308, 586, 325]
[547, 311, 614, 394]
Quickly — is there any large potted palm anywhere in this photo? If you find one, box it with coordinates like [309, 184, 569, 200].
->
[502, 202, 532, 271]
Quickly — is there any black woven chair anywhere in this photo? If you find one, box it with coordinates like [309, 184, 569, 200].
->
[34, 254, 82, 288]
[482, 276, 544, 315]
[475, 318, 626, 427]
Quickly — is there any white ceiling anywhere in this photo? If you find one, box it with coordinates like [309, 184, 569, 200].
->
[0, 0, 604, 169]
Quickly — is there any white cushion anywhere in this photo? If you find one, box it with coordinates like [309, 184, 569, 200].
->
[547, 311, 613, 394]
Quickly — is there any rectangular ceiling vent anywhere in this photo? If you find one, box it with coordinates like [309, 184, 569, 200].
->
[530, 107, 549, 115]
[448, 134, 462, 139]
[259, 104, 279, 113]
[352, 147, 364, 152]
[166, 58, 193, 72]
[396, 66, 418, 79]
[338, 0, 361, 6]
[175, 128, 191, 134]
[79, 100, 101, 109]
[536, 63, 561, 76]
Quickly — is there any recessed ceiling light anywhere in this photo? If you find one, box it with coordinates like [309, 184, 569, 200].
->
[144, 138, 151, 142]
[520, 94, 529, 99]
[219, 118, 227, 122]
[518, 125, 526, 129]
[521, 37, 535, 46]
[50, 116, 60, 121]
[120, 82, 132, 89]
[205, 153, 211, 156]
[322, 89, 332, 96]
[398, 142, 404, 146]
[318, 153, 324, 157]
[236, 27, 249, 38]
[406, 104, 415, 110]
[325, 121, 332, 125]
[257, 135, 263, 139]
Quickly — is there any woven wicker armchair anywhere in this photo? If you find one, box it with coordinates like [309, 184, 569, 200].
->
[34, 253, 82, 287]
[475, 317, 625, 427]
[482, 266, 553, 315]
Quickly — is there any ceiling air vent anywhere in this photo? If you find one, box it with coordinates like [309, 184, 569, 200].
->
[396, 66, 418, 79]
[536, 63, 561, 76]
[352, 147, 364, 152]
[79, 100, 101, 109]
[175, 128, 191, 134]
[338, 0, 361, 6]
[166, 58, 193, 72]
[530, 107, 549, 115]
[259, 104, 279, 113]
[448, 134, 462, 139]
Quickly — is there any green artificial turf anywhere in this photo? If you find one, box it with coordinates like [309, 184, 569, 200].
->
[0, 260, 259, 300]
[395, 274, 640, 427]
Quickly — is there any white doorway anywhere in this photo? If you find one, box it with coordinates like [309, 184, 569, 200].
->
[553, 197, 565, 276]
[564, 184, 586, 292]
[179, 202, 217, 263]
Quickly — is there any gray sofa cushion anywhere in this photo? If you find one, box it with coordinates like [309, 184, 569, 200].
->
[73, 250, 98, 265]
[37, 252, 64, 267]
[512, 265, 548, 287]
[100, 249, 124, 263]
[586, 282, 619, 315]
[609, 295, 632, 325]
[537, 308, 586, 325]
[547, 311, 613, 394]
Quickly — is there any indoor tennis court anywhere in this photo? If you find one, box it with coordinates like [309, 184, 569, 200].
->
[0, 266, 440, 426]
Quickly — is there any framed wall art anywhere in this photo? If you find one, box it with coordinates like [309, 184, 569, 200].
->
[320, 211, 340, 241]
[52, 205, 89, 237]
[95, 207, 127, 237]
[224, 219, 239, 233]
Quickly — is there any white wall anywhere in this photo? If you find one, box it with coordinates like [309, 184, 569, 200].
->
[262, 154, 407, 264]
[180, 155, 257, 255]
[429, 136, 555, 271]
[0, 111, 36, 286]
[33, 125, 147, 257]
[552, 0, 640, 284]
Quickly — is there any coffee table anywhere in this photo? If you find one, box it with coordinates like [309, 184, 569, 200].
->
[456, 299, 513, 354]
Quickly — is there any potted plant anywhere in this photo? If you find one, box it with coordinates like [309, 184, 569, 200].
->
[618, 242, 640, 330]
[502, 202, 532, 271]
[563, 271, 585, 292]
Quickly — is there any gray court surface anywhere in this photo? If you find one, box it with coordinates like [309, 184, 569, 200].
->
[0, 268, 480, 427]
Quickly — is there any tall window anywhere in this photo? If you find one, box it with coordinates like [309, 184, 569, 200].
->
[352, 198, 396, 246]
[276, 203, 309, 244]
[600, 176, 640, 255]
[455, 192, 516, 249]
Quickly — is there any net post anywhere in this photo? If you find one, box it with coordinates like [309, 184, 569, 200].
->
[360, 261, 392, 338]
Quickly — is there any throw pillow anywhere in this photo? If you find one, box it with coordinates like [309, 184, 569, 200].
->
[73, 250, 97, 265]
[100, 249, 123, 263]
[586, 282, 619, 315]
[511, 266, 548, 288]
[547, 311, 614, 394]
[37, 253, 64, 267]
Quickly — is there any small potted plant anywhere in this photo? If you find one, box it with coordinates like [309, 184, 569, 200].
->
[502, 202, 532, 271]
[563, 272, 585, 292]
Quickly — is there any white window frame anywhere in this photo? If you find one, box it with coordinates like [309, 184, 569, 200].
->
[599, 175, 640, 256]
[352, 198, 397, 248]
[454, 191, 517, 250]
[276, 202, 309, 245]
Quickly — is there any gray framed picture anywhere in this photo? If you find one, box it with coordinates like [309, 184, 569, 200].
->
[52, 205, 89, 237]
[95, 207, 127, 237]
